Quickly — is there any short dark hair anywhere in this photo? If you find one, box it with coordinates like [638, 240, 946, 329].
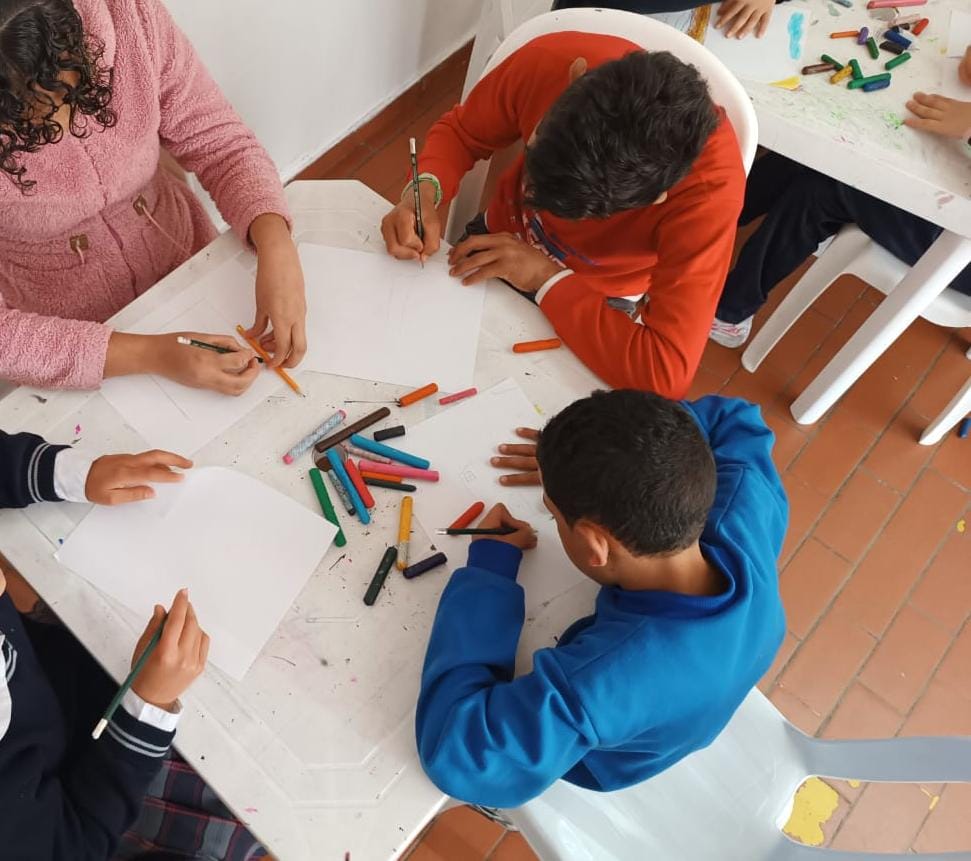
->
[537, 390, 716, 556]
[524, 50, 717, 219]
[0, 0, 116, 193]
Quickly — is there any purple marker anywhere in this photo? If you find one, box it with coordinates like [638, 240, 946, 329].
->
[283, 409, 346, 464]
[857, 26, 869, 44]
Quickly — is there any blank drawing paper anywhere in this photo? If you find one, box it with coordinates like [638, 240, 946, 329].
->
[404, 379, 586, 612]
[297, 243, 485, 393]
[57, 467, 336, 680]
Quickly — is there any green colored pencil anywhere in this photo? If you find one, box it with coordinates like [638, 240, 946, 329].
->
[92, 616, 166, 740]
[310, 468, 346, 547]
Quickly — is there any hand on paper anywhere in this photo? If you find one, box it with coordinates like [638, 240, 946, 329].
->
[475, 503, 538, 551]
[154, 332, 261, 396]
[381, 183, 442, 263]
[131, 588, 209, 712]
[248, 214, 308, 369]
[490, 427, 541, 486]
[961, 46, 971, 87]
[714, 0, 775, 38]
[448, 233, 561, 292]
[904, 92, 971, 140]
[86, 450, 193, 505]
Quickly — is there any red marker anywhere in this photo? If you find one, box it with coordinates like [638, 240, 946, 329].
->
[439, 387, 478, 406]
[448, 501, 485, 530]
[344, 459, 376, 509]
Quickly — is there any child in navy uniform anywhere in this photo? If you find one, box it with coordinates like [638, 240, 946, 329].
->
[416, 390, 787, 806]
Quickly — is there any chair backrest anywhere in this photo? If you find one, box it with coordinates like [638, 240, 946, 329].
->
[446, 7, 758, 241]
[504, 687, 971, 861]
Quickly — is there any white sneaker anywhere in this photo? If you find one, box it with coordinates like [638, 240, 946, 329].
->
[709, 316, 753, 348]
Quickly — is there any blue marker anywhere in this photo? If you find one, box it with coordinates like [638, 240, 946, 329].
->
[348, 434, 430, 470]
[326, 448, 370, 524]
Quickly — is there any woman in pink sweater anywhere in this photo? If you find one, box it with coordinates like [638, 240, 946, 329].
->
[0, 0, 305, 394]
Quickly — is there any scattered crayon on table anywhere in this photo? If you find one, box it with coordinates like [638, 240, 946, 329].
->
[885, 52, 911, 70]
[364, 546, 397, 606]
[831, 65, 855, 83]
[448, 501, 485, 530]
[358, 459, 440, 482]
[866, 36, 879, 58]
[344, 459, 376, 510]
[326, 448, 371, 524]
[314, 407, 391, 454]
[403, 552, 448, 580]
[309, 468, 346, 547]
[342, 383, 439, 408]
[830, 30, 859, 38]
[820, 54, 844, 70]
[849, 58, 863, 79]
[911, 17, 929, 34]
[884, 29, 911, 48]
[880, 40, 905, 55]
[363, 477, 417, 492]
[283, 409, 346, 464]
[862, 78, 892, 92]
[513, 338, 562, 353]
[361, 470, 402, 483]
[438, 387, 478, 406]
[373, 425, 406, 442]
[802, 63, 836, 74]
[856, 26, 869, 45]
[327, 469, 355, 515]
[396, 495, 413, 571]
[848, 72, 891, 89]
[348, 433, 430, 469]
[345, 444, 391, 464]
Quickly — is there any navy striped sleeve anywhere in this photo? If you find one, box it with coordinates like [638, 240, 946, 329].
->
[0, 430, 69, 509]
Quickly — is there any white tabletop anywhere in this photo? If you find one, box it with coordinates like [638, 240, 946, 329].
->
[0, 181, 602, 861]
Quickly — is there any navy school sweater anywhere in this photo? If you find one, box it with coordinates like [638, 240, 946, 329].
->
[415, 395, 788, 807]
[0, 429, 69, 508]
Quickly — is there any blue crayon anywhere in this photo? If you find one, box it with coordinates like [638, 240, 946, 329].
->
[348, 434, 430, 470]
[326, 448, 370, 524]
[862, 78, 891, 92]
[958, 417, 971, 439]
[884, 29, 911, 48]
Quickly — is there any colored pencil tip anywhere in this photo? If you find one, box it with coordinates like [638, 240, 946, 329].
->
[92, 717, 108, 740]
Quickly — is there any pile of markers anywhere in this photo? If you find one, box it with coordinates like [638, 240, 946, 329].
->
[801, 5, 929, 93]
[279, 381, 505, 607]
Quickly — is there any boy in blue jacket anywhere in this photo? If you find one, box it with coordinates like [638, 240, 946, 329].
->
[416, 390, 787, 807]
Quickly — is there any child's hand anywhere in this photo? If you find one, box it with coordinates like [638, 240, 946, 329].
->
[904, 92, 971, 140]
[131, 589, 209, 712]
[448, 233, 561, 293]
[381, 183, 442, 263]
[714, 0, 775, 39]
[475, 503, 537, 551]
[151, 332, 261, 396]
[86, 450, 192, 505]
[960, 46, 971, 87]
[490, 427, 541, 486]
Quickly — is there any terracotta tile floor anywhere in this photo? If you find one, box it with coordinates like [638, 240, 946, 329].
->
[297, 44, 971, 860]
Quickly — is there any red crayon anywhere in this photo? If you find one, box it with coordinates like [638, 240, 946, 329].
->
[344, 459, 376, 509]
[911, 17, 929, 34]
[449, 501, 485, 530]
[439, 387, 478, 406]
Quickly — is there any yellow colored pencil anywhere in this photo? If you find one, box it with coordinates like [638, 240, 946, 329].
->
[235, 324, 304, 398]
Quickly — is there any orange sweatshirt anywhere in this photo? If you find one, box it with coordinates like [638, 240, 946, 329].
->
[420, 32, 745, 398]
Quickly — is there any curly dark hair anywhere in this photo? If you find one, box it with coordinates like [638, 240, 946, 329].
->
[0, 0, 116, 192]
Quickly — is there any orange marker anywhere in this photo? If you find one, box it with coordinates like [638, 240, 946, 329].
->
[829, 30, 859, 38]
[513, 338, 562, 354]
[361, 470, 402, 483]
[234, 325, 304, 398]
[449, 501, 485, 530]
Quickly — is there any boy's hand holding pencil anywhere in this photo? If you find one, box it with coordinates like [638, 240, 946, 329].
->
[381, 179, 442, 263]
[473, 503, 537, 551]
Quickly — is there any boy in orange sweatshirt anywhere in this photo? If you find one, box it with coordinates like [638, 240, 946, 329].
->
[381, 33, 745, 398]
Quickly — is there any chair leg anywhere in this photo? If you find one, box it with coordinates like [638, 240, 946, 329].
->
[741, 226, 871, 372]
[919, 376, 971, 445]
[791, 231, 971, 425]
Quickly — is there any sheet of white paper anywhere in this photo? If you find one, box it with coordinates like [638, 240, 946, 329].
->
[404, 379, 585, 611]
[941, 57, 971, 100]
[651, 9, 696, 34]
[100, 257, 284, 454]
[297, 244, 485, 392]
[704, 4, 807, 83]
[57, 467, 335, 680]
[947, 9, 971, 58]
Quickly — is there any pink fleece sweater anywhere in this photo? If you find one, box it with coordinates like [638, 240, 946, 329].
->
[0, 0, 290, 390]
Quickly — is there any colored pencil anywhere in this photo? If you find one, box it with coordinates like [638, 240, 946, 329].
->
[436, 526, 518, 536]
[235, 325, 304, 397]
[326, 448, 370, 524]
[348, 434, 430, 469]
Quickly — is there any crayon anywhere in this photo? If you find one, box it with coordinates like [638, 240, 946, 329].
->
[403, 552, 448, 580]
[849, 59, 863, 79]
[830, 65, 855, 83]
[862, 78, 891, 92]
[848, 72, 891, 88]
[344, 459, 375, 510]
[513, 338, 561, 353]
[857, 26, 869, 44]
[348, 434, 430, 469]
[884, 52, 911, 70]
[326, 448, 370, 524]
[879, 40, 905, 55]
[397, 495, 413, 570]
[868, 0, 925, 8]
[327, 469, 355, 515]
[438, 387, 478, 406]
[363, 478, 417, 492]
[345, 444, 391, 464]
[866, 36, 879, 59]
[884, 29, 911, 48]
[361, 470, 402, 483]
[820, 54, 844, 70]
[314, 407, 391, 454]
[449, 501, 485, 530]
[911, 17, 929, 35]
[357, 459, 439, 482]
[283, 409, 346, 464]
[309, 468, 346, 547]
[399, 383, 438, 406]
[364, 546, 397, 606]
[830, 30, 859, 38]
[373, 425, 406, 442]
[802, 63, 836, 74]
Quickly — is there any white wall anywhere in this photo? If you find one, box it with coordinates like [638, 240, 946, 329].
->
[165, 0, 482, 181]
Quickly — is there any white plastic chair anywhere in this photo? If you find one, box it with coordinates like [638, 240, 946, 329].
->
[447, 7, 759, 242]
[919, 355, 971, 445]
[742, 224, 971, 427]
[502, 687, 971, 860]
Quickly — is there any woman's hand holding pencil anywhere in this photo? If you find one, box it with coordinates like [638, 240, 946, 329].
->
[146, 331, 260, 396]
[130, 588, 209, 713]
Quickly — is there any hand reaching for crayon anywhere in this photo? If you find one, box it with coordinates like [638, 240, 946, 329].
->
[382, 183, 442, 263]
[491, 427, 541, 487]
[474, 503, 537, 551]
[86, 450, 193, 505]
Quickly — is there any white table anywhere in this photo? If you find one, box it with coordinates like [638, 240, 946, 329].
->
[0, 181, 602, 861]
[466, 1, 971, 423]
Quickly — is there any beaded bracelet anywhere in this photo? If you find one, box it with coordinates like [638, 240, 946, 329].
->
[401, 172, 443, 208]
